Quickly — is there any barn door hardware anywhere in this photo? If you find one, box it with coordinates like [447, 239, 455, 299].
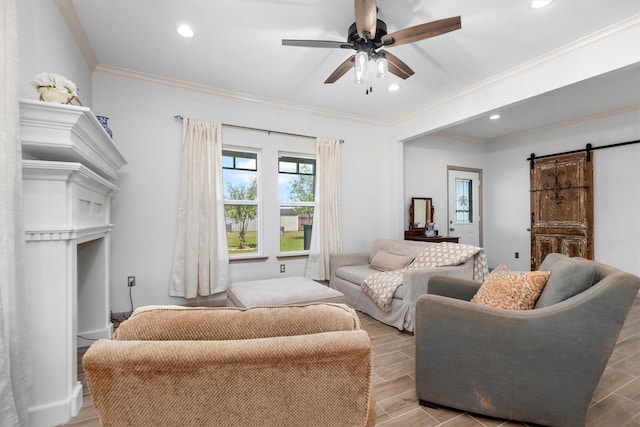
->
[527, 139, 639, 167]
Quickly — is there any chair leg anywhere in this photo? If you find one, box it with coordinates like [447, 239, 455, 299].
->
[418, 399, 439, 409]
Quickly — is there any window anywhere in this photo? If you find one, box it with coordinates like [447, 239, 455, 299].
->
[223, 150, 259, 255]
[455, 178, 473, 224]
[278, 155, 316, 253]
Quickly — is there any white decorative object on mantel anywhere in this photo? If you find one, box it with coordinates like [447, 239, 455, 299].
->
[19, 98, 126, 181]
[20, 100, 126, 427]
[31, 72, 81, 105]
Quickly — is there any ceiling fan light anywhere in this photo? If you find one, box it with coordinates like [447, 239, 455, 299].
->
[376, 57, 388, 78]
[355, 51, 369, 72]
[530, 0, 554, 9]
[354, 67, 366, 85]
[176, 25, 194, 38]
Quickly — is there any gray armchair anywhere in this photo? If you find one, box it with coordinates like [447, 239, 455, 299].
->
[414, 254, 640, 427]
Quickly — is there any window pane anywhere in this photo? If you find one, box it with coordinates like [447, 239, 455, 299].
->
[223, 149, 259, 256]
[279, 174, 314, 202]
[280, 206, 314, 252]
[225, 205, 258, 255]
[279, 161, 297, 173]
[222, 155, 234, 168]
[299, 163, 314, 174]
[455, 178, 473, 224]
[223, 170, 257, 200]
[279, 155, 315, 253]
[222, 150, 257, 171]
[236, 157, 256, 170]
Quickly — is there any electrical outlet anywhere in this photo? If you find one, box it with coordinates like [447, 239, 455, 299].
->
[280, 264, 285, 273]
[127, 276, 136, 287]
[515, 252, 519, 259]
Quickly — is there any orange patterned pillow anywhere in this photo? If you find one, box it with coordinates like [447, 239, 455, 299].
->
[471, 271, 551, 310]
[489, 264, 510, 277]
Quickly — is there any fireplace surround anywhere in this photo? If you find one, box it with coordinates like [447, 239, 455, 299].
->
[20, 99, 127, 426]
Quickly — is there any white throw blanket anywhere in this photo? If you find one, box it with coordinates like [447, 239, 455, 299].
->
[361, 243, 489, 312]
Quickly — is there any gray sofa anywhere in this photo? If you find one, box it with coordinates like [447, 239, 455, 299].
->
[329, 238, 474, 331]
[415, 253, 640, 427]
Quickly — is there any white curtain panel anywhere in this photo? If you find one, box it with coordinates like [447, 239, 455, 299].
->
[305, 138, 343, 280]
[170, 119, 230, 298]
[0, 0, 31, 425]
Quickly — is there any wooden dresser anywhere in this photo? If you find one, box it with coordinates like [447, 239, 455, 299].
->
[404, 230, 459, 243]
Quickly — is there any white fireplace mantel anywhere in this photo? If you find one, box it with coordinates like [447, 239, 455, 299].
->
[20, 100, 126, 427]
[20, 98, 127, 181]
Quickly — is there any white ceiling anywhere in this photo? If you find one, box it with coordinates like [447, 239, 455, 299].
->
[69, 0, 640, 141]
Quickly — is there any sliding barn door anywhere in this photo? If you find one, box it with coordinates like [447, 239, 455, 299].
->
[530, 152, 593, 270]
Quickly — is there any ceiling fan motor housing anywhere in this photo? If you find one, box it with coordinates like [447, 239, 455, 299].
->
[348, 19, 387, 52]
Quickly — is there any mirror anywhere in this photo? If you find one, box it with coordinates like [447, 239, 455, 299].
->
[409, 197, 434, 230]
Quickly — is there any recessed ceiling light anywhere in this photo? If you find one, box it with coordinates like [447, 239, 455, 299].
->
[530, 0, 554, 9]
[490, 114, 501, 120]
[388, 83, 400, 92]
[177, 25, 194, 38]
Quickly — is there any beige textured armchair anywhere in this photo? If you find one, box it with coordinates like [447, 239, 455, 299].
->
[83, 303, 375, 427]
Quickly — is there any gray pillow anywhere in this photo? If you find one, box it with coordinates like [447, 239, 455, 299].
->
[538, 253, 570, 272]
[535, 257, 598, 308]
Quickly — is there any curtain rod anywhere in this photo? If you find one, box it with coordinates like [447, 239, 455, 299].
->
[526, 139, 640, 169]
[174, 115, 344, 143]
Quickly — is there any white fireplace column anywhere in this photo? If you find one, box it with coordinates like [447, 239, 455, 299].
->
[19, 100, 126, 427]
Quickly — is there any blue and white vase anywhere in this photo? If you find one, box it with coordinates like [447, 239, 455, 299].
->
[425, 223, 436, 237]
[96, 115, 112, 138]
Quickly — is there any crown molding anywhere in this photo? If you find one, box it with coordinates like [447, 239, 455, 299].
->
[432, 104, 640, 145]
[93, 64, 381, 126]
[488, 104, 640, 143]
[56, 0, 98, 70]
[392, 14, 640, 127]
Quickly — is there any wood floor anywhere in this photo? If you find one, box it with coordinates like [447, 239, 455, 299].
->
[65, 298, 640, 426]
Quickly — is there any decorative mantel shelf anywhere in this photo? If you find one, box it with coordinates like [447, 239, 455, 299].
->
[20, 98, 127, 181]
[20, 100, 126, 426]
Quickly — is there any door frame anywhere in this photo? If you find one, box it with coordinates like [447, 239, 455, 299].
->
[447, 166, 483, 247]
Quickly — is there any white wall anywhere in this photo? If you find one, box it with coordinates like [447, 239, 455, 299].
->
[17, 0, 93, 106]
[90, 71, 399, 312]
[403, 135, 486, 238]
[484, 108, 640, 274]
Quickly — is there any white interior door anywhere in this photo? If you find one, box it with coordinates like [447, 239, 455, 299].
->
[448, 169, 481, 247]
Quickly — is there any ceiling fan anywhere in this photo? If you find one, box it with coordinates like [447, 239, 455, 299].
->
[282, 0, 461, 91]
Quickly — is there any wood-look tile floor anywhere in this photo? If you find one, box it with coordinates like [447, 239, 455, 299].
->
[65, 297, 640, 426]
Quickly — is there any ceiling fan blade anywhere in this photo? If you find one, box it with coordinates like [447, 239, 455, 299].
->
[379, 50, 414, 79]
[282, 39, 353, 49]
[381, 16, 461, 47]
[324, 55, 355, 84]
[354, 0, 377, 39]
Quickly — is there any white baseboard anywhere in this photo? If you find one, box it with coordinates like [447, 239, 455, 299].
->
[28, 382, 82, 427]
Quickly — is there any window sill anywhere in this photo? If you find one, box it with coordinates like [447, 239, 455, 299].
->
[276, 253, 309, 260]
[229, 256, 269, 264]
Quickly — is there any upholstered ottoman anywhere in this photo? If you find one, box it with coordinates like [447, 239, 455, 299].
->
[227, 276, 346, 307]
